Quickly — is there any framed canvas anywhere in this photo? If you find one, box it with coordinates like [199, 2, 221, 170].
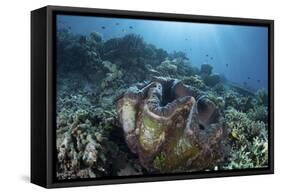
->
[31, 5, 274, 188]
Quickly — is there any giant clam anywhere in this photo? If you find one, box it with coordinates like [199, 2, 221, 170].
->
[116, 77, 225, 172]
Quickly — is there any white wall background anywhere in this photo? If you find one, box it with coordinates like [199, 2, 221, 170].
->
[0, 0, 279, 193]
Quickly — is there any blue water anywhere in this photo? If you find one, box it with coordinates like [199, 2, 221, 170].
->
[57, 15, 268, 91]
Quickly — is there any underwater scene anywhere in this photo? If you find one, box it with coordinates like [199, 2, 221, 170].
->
[56, 14, 269, 180]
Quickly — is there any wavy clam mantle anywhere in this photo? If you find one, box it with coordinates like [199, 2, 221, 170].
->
[116, 76, 225, 173]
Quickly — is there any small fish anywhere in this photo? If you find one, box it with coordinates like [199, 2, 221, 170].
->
[185, 38, 188, 41]
[122, 29, 126, 32]
[129, 26, 133, 29]
[243, 82, 247, 85]
[248, 77, 251, 80]
[101, 26, 106, 29]
[226, 63, 229, 67]
[210, 57, 213, 60]
[115, 22, 120, 26]
[257, 79, 261, 83]
[231, 131, 239, 140]
[206, 54, 209, 57]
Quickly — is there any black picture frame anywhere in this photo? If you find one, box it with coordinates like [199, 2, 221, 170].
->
[31, 5, 274, 188]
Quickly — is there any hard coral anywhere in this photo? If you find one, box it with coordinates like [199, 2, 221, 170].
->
[223, 107, 268, 169]
[200, 64, 213, 75]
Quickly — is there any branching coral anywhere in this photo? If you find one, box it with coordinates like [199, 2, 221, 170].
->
[156, 59, 178, 76]
[202, 73, 222, 87]
[100, 61, 123, 89]
[223, 107, 268, 169]
[182, 75, 206, 90]
[56, 74, 144, 179]
[256, 89, 268, 106]
[247, 106, 268, 123]
[57, 108, 107, 179]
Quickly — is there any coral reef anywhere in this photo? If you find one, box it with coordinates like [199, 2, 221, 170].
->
[198, 64, 223, 87]
[156, 59, 178, 76]
[56, 28, 269, 179]
[200, 64, 213, 75]
[100, 61, 123, 89]
[203, 73, 222, 87]
[182, 75, 206, 90]
[56, 75, 143, 179]
[56, 99, 109, 179]
[223, 107, 268, 169]
[101, 34, 169, 84]
[57, 28, 103, 76]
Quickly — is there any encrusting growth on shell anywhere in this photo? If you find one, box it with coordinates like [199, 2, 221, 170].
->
[116, 77, 225, 172]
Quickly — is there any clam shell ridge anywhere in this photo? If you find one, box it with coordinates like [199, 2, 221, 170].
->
[116, 77, 225, 172]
